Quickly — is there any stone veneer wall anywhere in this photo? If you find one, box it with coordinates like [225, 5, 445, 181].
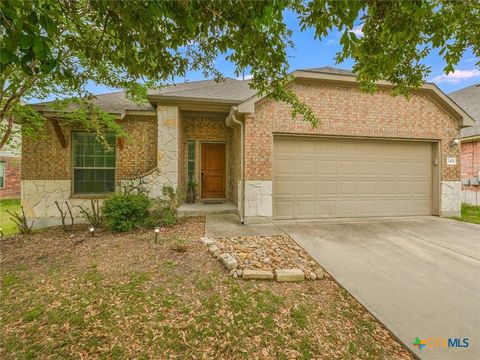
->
[243, 81, 462, 220]
[441, 181, 462, 216]
[127, 106, 179, 198]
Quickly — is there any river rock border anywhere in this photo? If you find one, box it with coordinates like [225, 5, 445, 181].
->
[199, 236, 325, 282]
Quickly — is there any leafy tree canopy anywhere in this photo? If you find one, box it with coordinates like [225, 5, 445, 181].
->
[1, 0, 479, 149]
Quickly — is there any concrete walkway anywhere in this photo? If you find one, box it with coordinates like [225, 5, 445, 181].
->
[205, 214, 284, 238]
[275, 217, 480, 360]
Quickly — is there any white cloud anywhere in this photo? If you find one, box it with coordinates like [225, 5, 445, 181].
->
[431, 69, 480, 84]
[327, 39, 336, 45]
[350, 25, 364, 38]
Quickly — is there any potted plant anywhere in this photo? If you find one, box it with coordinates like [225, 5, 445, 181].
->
[186, 180, 197, 203]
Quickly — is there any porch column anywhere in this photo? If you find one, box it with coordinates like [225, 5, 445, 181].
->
[156, 105, 179, 189]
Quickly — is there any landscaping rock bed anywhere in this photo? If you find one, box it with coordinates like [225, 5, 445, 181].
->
[200, 235, 325, 281]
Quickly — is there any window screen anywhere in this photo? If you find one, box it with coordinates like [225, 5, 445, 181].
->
[72, 132, 115, 194]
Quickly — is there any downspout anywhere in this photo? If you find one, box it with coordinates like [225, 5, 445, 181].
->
[228, 107, 245, 224]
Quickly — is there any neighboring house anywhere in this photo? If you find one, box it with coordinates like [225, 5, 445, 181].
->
[0, 125, 21, 199]
[449, 84, 480, 206]
[24, 67, 474, 227]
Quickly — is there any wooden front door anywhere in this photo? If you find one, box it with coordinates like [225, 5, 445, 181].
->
[201, 143, 226, 199]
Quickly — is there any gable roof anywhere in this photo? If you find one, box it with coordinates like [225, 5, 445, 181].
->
[448, 84, 480, 138]
[236, 68, 475, 129]
[30, 78, 256, 116]
[147, 78, 255, 104]
[31, 91, 155, 117]
[300, 66, 354, 76]
[29, 67, 475, 128]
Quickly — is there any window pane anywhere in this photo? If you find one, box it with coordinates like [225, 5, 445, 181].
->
[72, 132, 116, 194]
[0, 162, 4, 188]
[187, 141, 195, 181]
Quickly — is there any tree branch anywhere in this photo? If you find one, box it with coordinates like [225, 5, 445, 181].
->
[0, 116, 14, 150]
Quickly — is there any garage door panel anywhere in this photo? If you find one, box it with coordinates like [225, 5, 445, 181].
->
[357, 181, 376, 195]
[275, 159, 295, 176]
[339, 181, 356, 195]
[296, 200, 316, 217]
[296, 159, 316, 176]
[337, 141, 357, 155]
[315, 141, 337, 154]
[274, 200, 295, 219]
[336, 200, 358, 216]
[275, 180, 295, 196]
[273, 136, 433, 219]
[296, 181, 316, 195]
[358, 160, 378, 175]
[338, 160, 356, 175]
[316, 181, 337, 195]
[296, 140, 316, 154]
[274, 139, 295, 154]
[316, 200, 336, 217]
[317, 160, 337, 174]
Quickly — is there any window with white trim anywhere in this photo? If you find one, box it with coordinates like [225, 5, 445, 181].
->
[72, 132, 116, 194]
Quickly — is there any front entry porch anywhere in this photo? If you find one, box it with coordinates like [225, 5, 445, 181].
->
[177, 202, 238, 218]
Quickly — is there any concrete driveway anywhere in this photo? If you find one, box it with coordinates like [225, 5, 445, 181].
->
[276, 217, 480, 360]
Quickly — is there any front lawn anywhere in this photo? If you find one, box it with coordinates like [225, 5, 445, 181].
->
[0, 218, 413, 359]
[450, 203, 480, 224]
[0, 198, 21, 236]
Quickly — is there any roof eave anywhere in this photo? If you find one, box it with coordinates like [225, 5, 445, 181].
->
[148, 95, 243, 113]
[28, 105, 156, 119]
[460, 134, 480, 142]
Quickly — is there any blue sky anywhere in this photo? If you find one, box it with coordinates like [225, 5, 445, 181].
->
[78, 11, 479, 98]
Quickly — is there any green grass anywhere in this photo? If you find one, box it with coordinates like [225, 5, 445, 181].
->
[0, 198, 21, 235]
[450, 203, 480, 224]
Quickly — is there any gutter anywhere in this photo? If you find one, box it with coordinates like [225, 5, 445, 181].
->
[227, 106, 245, 224]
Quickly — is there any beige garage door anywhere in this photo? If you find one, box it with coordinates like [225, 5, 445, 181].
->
[273, 136, 433, 219]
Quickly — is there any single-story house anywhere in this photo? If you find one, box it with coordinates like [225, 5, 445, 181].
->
[0, 125, 21, 199]
[23, 67, 474, 227]
[448, 84, 480, 206]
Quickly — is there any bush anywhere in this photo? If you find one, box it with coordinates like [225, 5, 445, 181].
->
[157, 185, 184, 226]
[102, 193, 151, 232]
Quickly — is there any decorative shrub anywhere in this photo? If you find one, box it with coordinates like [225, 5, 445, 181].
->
[102, 193, 151, 232]
[157, 185, 184, 226]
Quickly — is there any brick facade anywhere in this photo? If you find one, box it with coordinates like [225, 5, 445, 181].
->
[245, 81, 461, 181]
[0, 156, 21, 198]
[461, 140, 480, 192]
[22, 115, 157, 182]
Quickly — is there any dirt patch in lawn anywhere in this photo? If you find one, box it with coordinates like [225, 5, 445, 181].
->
[1, 217, 414, 359]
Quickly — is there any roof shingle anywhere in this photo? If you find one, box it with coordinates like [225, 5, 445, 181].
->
[449, 84, 480, 138]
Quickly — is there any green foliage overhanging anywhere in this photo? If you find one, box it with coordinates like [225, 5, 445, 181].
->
[1, 0, 479, 149]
